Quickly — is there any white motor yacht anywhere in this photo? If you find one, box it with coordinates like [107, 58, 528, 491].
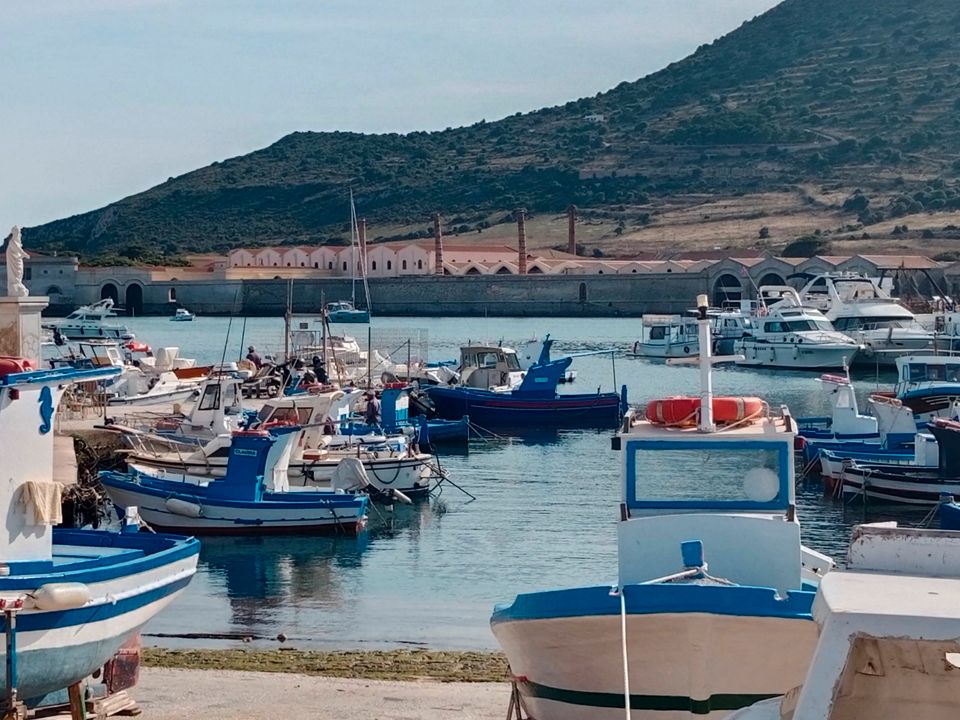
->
[45, 298, 133, 340]
[794, 272, 934, 366]
[726, 287, 861, 370]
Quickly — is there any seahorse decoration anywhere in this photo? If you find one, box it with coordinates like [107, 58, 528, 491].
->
[38, 386, 53, 435]
[6, 226, 29, 298]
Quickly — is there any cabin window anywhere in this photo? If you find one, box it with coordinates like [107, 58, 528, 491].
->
[649, 326, 666, 340]
[197, 384, 221, 411]
[627, 443, 786, 509]
[764, 321, 785, 333]
[480, 352, 499, 368]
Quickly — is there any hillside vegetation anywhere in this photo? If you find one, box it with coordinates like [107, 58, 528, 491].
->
[24, 0, 960, 261]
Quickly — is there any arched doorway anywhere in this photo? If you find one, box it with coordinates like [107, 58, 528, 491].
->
[125, 284, 143, 316]
[758, 273, 785, 287]
[713, 274, 743, 306]
[100, 283, 119, 304]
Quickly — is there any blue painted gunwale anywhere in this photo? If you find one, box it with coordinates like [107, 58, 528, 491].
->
[623, 438, 792, 512]
[0, 366, 121, 386]
[99, 471, 369, 512]
[0, 529, 198, 589]
[491, 583, 815, 626]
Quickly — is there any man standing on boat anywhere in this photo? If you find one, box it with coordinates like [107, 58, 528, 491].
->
[246, 345, 262, 369]
[364, 390, 381, 430]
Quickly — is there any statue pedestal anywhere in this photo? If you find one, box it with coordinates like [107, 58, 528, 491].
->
[0, 296, 49, 367]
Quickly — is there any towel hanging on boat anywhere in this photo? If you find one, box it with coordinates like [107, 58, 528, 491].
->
[19, 480, 63, 525]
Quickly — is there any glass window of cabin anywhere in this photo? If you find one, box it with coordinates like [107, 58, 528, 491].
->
[808, 277, 827, 293]
[764, 321, 783, 333]
[650, 326, 666, 340]
[198, 383, 221, 411]
[628, 442, 786, 509]
[947, 366, 960, 383]
[928, 365, 946, 381]
[480, 352, 498, 368]
[224, 384, 241, 414]
[907, 364, 926, 382]
[504, 353, 521, 370]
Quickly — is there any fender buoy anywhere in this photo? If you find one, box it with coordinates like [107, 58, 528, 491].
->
[645, 396, 765, 427]
[820, 374, 849, 385]
[0, 356, 36, 377]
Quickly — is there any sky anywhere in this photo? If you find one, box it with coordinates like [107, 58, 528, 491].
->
[2, 0, 781, 228]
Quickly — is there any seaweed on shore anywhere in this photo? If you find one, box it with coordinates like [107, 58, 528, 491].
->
[142, 648, 509, 683]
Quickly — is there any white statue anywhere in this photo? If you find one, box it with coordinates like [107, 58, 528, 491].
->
[6, 226, 29, 298]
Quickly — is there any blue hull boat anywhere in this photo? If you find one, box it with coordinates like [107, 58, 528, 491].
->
[426, 346, 624, 430]
[427, 385, 623, 429]
[941, 501, 960, 530]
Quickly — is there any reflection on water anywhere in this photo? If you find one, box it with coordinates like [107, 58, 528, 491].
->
[137, 316, 924, 650]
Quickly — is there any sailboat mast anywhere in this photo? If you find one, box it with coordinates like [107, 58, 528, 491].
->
[349, 191, 358, 307]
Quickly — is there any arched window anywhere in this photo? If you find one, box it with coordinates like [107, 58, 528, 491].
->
[342, 262, 347, 271]
[758, 272, 785, 287]
[496, 266, 512, 275]
[168, 287, 177, 302]
[387, 260, 392, 270]
[578, 282, 587, 303]
[417, 259, 423, 270]
[402, 260, 408, 270]
[528, 266, 543, 274]
[314, 262, 319, 269]
[372, 261, 377, 270]
[45, 285, 62, 296]
[328, 262, 333, 270]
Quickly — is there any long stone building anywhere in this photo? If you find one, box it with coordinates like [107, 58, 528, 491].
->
[7, 249, 950, 317]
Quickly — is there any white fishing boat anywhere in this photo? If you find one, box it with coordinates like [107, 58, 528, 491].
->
[169, 308, 195, 322]
[0, 255, 198, 706]
[729, 523, 960, 720]
[491, 294, 833, 720]
[631, 314, 700, 358]
[730, 287, 861, 370]
[794, 271, 935, 366]
[45, 298, 133, 340]
[115, 391, 435, 497]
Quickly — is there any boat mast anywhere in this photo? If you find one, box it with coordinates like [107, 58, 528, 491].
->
[349, 190, 358, 308]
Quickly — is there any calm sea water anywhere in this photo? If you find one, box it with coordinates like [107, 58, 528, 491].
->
[117, 315, 923, 650]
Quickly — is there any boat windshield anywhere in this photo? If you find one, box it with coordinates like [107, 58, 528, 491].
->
[764, 319, 833, 333]
[904, 363, 960, 383]
[626, 441, 788, 510]
[257, 404, 313, 424]
[834, 278, 881, 302]
[834, 316, 920, 332]
[503, 353, 522, 371]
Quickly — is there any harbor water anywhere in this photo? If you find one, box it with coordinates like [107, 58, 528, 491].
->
[115, 315, 924, 650]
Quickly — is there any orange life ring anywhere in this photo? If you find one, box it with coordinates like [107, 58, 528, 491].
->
[819, 374, 849, 385]
[645, 396, 765, 427]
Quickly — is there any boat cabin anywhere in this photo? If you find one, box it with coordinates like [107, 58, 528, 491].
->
[326, 301, 357, 314]
[895, 355, 960, 391]
[458, 345, 524, 389]
[635, 315, 699, 358]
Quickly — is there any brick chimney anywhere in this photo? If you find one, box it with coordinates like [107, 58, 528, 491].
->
[358, 218, 368, 273]
[515, 208, 527, 275]
[433, 212, 444, 275]
[567, 204, 577, 255]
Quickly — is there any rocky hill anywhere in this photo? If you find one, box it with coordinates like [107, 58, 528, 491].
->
[24, 0, 960, 262]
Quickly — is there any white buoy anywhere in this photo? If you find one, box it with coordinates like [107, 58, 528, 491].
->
[30, 582, 91, 611]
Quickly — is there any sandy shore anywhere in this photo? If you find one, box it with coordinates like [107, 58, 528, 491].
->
[137, 667, 511, 719]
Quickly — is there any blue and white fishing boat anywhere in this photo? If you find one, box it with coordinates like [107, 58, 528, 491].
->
[491, 295, 833, 719]
[100, 427, 369, 535]
[426, 339, 624, 430]
[0, 357, 199, 703]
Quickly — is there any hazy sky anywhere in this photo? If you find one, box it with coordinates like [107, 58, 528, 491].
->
[3, 0, 780, 227]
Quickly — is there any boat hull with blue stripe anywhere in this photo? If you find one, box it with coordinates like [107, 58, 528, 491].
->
[491, 310, 831, 719]
[0, 361, 199, 702]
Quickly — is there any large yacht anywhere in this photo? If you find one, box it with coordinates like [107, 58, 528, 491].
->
[718, 287, 861, 370]
[793, 272, 934, 366]
[45, 298, 133, 340]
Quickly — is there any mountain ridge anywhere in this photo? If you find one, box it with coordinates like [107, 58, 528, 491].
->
[24, 0, 960, 262]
